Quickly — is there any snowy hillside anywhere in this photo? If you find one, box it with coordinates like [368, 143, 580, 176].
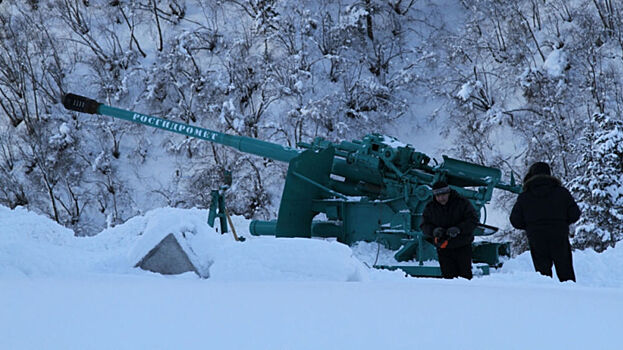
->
[1, 205, 622, 349]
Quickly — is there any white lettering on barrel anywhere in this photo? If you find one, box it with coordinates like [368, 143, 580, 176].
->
[130, 113, 221, 141]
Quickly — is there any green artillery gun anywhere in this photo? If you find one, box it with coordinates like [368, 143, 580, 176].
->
[63, 93, 521, 277]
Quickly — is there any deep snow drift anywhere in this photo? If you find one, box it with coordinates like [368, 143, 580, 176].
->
[1, 205, 622, 349]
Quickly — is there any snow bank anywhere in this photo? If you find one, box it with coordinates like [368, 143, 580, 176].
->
[0, 206, 369, 282]
[2, 205, 623, 287]
[0, 206, 92, 277]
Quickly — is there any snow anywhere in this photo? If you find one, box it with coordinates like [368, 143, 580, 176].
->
[379, 134, 409, 149]
[543, 49, 567, 77]
[457, 81, 478, 101]
[1, 205, 622, 349]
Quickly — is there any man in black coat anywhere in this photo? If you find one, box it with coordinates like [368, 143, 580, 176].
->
[421, 181, 478, 279]
[510, 162, 581, 282]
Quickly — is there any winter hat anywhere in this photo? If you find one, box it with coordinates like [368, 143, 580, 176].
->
[523, 161, 551, 184]
[529, 162, 551, 176]
[432, 181, 451, 195]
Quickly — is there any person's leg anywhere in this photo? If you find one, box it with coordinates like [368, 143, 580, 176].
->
[528, 237, 553, 277]
[437, 248, 458, 279]
[455, 245, 473, 280]
[551, 236, 576, 282]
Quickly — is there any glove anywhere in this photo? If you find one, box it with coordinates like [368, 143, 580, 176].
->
[447, 226, 460, 238]
[434, 237, 449, 249]
[433, 227, 446, 238]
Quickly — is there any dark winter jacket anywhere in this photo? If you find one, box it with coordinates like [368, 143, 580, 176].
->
[510, 175, 581, 238]
[420, 190, 478, 249]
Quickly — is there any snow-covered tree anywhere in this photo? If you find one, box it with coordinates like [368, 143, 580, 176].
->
[569, 113, 623, 252]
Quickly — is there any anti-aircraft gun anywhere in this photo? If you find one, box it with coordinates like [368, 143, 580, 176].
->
[63, 93, 521, 276]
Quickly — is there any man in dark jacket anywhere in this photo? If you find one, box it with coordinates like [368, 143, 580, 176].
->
[421, 181, 478, 279]
[510, 162, 581, 282]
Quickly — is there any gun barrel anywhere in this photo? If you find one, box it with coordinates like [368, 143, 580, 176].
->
[62, 94, 300, 163]
[494, 182, 522, 194]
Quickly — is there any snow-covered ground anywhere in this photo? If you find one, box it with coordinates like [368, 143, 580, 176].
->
[1, 205, 622, 349]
